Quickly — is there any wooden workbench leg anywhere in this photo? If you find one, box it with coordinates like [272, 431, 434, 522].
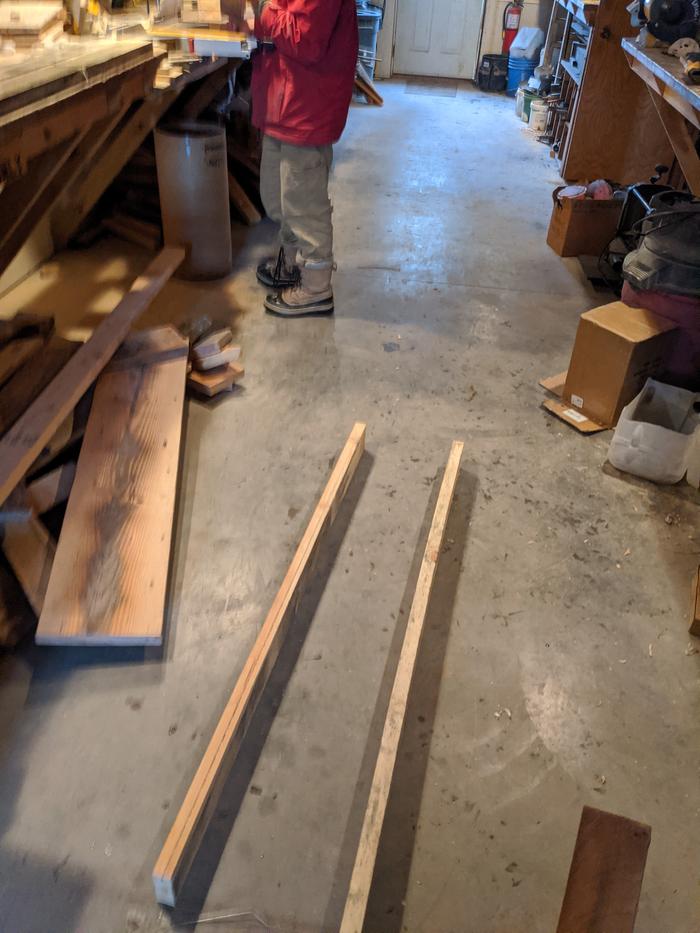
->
[646, 86, 700, 195]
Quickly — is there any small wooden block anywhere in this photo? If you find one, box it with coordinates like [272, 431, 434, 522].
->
[690, 566, 700, 636]
[187, 362, 244, 397]
[193, 344, 241, 371]
[192, 328, 232, 358]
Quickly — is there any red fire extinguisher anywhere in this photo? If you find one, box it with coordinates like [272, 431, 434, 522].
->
[502, 0, 523, 54]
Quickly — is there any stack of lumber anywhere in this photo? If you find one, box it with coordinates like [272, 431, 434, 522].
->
[183, 322, 245, 398]
[0, 1, 63, 48]
[0, 248, 186, 647]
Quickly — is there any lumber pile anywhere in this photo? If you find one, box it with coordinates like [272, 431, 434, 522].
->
[0, 248, 185, 647]
[187, 325, 244, 397]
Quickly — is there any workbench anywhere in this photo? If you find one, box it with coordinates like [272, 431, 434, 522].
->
[623, 38, 700, 195]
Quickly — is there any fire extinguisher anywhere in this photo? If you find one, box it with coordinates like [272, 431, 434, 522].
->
[502, 0, 523, 54]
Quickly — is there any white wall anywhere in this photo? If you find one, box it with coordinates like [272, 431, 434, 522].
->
[374, 0, 553, 78]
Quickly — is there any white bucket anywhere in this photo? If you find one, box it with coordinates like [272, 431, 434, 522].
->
[607, 378, 700, 485]
[155, 122, 232, 280]
[529, 99, 548, 134]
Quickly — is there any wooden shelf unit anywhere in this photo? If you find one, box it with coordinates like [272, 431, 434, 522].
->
[546, 0, 673, 183]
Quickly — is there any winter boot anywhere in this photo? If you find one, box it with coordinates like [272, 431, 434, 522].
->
[264, 261, 334, 317]
[256, 247, 301, 289]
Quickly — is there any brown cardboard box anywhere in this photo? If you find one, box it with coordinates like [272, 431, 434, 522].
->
[541, 302, 678, 433]
[546, 188, 623, 257]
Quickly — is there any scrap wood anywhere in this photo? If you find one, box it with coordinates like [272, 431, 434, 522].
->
[0, 553, 34, 647]
[192, 344, 241, 371]
[187, 362, 244, 397]
[103, 215, 162, 252]
[152, 422, 367, 906]
[25, 461, 76, 515]
[355, 61, 383, 106]
[556, 805, 651, 933]
[192, 328, 232, 358]
[339, 440, 463, 933]
[0, 337, 79, 439]
[227, 170, 262, 226]
[0, 246, 185, 506]
[1, 514, 55, 616]
[690, 566, 700, 636]
[0, 336, 44, 389]
[35, 327, 189, 646]
[0, 312, 53, 348]
[27, 389, 94, 479]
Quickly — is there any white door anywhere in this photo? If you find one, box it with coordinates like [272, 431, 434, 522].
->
[394, 0, 483, 80]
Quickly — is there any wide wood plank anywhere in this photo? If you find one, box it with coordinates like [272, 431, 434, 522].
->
[35, 331, 188, 646]
[340, 440, 463, 933]
[0, 337, 78, 438]
[556, 805, 651, 933]
[152, 422, 367, 906]
[0, 247, 185, 505]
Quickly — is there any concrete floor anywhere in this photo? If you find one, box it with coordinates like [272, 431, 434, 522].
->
[0, 79, 699, 933]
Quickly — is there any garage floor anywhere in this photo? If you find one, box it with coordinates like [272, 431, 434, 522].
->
[0, 80, 698, 933]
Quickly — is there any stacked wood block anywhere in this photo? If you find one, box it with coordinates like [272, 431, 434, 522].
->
[185, 325, 245, 398]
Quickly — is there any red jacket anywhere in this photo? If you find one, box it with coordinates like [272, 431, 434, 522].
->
[252, 0, 359, 147]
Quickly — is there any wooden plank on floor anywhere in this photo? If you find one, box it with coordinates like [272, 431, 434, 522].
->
[0, 247, 185, 505]
[35, 329, 189, 646]
[690, 565, 700, 637]
[0, 337, 79, 438]
[0, 335, 43, 388]
[1, 514, 55, 615]
[339, 439, 463, 933]
[152, 422, 367, 907]
[555, 805, 651, 933]
[227, 170, 261, 226]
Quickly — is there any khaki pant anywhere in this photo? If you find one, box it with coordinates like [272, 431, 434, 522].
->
[260, 134, 334, 265]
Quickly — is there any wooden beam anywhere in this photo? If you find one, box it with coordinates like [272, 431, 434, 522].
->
[152, 422, 367, 906]
[35, 330, 189, 646]
[339, 440, 462, 933]
[1, 514, 55, 615]
[690, 566, 700, 637]
[0, 247, 185, 505]
[556, 805, 651, 933]
[646, 86, 700, 195]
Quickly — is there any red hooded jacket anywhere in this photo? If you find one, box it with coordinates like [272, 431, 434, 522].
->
[252, 0, 359, 147]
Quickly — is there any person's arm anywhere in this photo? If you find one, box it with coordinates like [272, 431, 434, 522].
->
[256, 0, 344, 66]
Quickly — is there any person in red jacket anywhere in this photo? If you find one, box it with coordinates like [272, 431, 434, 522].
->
[250, 0, 359, 317]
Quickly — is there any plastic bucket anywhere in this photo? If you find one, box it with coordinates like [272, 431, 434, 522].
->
[155, 122, 232, 280]
[529, 98, 548, 133]
[356, 1, 382, 79]
[507, 55, 538, 95]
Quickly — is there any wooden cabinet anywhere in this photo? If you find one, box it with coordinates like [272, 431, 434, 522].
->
[548, 0, 673, 184]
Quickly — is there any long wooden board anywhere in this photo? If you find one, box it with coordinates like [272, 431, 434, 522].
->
[339, 440, 463, 933]
[690, 565, 700, 637]
[0, 247, 184, 505]
[153, 422, 367, 906]
[556, 805, 651, 933]
[35, 329, 189, 646]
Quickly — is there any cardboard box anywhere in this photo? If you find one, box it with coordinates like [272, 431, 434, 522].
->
[546, 188, 623, 257]
[541, 302, 678, 433]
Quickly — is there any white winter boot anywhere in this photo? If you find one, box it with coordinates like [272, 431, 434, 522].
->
[264, 261, 334, 317]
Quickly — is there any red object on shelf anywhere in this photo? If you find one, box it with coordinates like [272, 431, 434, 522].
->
[502, 0, 523, 54]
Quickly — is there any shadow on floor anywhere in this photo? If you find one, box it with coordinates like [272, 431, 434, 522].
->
[162, 450, 375, 926]
[322, 465, 477, 932]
